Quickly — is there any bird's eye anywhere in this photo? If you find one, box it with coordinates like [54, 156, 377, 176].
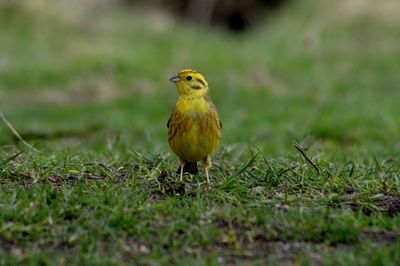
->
[186, 76, 192, 81]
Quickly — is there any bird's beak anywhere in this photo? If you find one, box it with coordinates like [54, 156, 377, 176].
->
[169, 75, 180, 83]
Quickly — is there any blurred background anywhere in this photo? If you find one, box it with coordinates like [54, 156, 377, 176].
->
[0, 0, 399, 159]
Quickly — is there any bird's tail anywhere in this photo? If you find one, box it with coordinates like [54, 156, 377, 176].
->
[177, 161, 198, 175]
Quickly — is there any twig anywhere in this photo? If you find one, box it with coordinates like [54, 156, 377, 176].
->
[294, 143, 321, 175]
[0, 111, 39, 152]
[0, 151, 23, 168]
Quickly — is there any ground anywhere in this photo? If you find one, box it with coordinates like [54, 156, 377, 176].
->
[0, 0, 399, 265]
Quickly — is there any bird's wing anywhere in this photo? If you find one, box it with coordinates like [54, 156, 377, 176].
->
[167, 114, 172, 128]
[167, 110, 176, 128]
[209, 102, 222, 129]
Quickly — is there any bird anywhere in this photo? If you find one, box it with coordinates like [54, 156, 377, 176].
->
[167, 69, 222, 185]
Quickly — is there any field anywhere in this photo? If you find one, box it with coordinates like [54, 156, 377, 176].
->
[0, 0, 400, 265]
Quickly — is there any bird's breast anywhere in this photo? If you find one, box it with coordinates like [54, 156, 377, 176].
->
[168, 99, 221, 162]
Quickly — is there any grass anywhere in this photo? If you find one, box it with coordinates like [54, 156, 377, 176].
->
[0, 0, 399, 265]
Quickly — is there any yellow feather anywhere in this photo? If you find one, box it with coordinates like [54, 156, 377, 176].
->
[167, 69, 221, 184]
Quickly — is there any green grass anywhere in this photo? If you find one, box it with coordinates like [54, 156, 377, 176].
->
[0, 0, 399, 265]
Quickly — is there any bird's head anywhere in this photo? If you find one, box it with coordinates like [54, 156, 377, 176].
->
[169, 69, 209, 98]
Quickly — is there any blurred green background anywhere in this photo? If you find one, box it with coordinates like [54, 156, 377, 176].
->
[0, 0, 399, 159]
[1, 1, 400, 265]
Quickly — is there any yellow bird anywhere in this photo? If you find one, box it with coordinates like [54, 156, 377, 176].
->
[167, 69, 222, 185]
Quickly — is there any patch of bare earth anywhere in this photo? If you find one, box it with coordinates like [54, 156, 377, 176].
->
[346, 193, 400, 217]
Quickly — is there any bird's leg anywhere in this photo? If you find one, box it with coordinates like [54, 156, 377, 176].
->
[205, 166, 210, 185]
[204, 156, 212, 186]
[179, 160, 185, 182]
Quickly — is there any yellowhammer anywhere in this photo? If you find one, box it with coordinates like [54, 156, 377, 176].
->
[167, 69, 222, 185]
